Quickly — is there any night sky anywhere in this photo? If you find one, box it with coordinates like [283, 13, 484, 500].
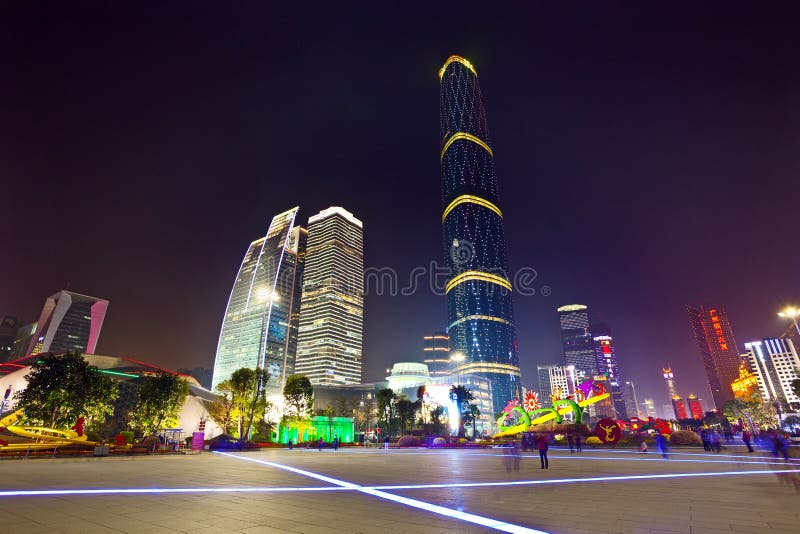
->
[3, 3, 800, 412]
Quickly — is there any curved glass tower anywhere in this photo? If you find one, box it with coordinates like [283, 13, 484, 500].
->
[211, 207, 307, 396]
[439, 55, 521, 414]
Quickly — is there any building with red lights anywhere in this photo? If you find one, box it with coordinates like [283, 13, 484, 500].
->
[686, 394, 704, 419]
[687, 305, 741, 410]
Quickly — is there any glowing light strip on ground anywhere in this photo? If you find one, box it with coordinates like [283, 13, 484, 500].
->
[440, 132, 493, 160]
[449, 314, 513, 329]
[330, 448, 796, 467]
[215, 452, 548, 534]
[439, 55, 477, 79]
[0, 486, 346, 498]
[442, 195, 503, 221]
[445, 270, 512, 293]
[369, 469, 800, 491]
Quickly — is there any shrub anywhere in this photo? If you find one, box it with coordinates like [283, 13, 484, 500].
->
[669, 430, 702, 446]
[432, 437, 446, 446]
[397, 435, 420, 447]
[457, 438, 467, 444]
[120, 431, 134, 444]
[585, 436, 602, 446]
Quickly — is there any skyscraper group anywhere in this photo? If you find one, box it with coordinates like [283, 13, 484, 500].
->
[212, 206, 364, 396]
[439, 55, 521, 414]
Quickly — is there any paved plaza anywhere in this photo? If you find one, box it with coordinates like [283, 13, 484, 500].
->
[0, 447, 798, 534]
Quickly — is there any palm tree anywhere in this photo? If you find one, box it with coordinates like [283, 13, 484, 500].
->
[467, 403, 481, 439]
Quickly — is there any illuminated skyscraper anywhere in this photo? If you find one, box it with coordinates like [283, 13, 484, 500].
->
[212, 208, 307, 395]
[558, 304, 597, 378]
[439, 54, 520, 413]
[687, 305, 741, 409]
[23, 290, 108, 357]
[422, 331, 450, 378]
[594, 331, 626, 419]
[743, 338, 800, 410]
[622, 380, 640, 419]
[295, 207, 364, 385]
[687, 394, 704, 419]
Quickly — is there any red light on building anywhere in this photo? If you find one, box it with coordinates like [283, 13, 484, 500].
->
[687, 395, 703, 420]
[671, 396, 688, 419]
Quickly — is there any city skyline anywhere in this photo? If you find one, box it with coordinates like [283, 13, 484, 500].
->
[3, 5, 799, 407]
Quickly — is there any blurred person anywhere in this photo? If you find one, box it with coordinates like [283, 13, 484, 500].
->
[656, 432, 669, 459]
[711, 430, 721, 453]
[537, 433, 549, 469]
[701, 429, 710, 451]
[567, 433, 574, 453]
[742, 429, 753, 453]
[575, 433, 582, 453]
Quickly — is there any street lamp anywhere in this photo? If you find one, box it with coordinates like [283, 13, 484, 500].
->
[777, 306, 800, 337]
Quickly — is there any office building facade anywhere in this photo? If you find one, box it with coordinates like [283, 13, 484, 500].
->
[22, 290, 108, 357]
[687, 305, 741, 409]
[594, 334, 626, 419]
[295, 207, 364, 385]
[559, 305, 597, 378]
[743, 338, 800, 410]
[212, 208, 307, 395]
[440, 54, 520, 414]
[622, 380, 640, 419]
[422, 331, 450, 378]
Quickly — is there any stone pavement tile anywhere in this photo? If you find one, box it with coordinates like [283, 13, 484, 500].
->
[238, 526, 303, 534]
[767, 522, 800, 530]
[690, 527, 734, 534]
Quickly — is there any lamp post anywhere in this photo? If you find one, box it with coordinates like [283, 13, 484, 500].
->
[778, 307, 800, 337]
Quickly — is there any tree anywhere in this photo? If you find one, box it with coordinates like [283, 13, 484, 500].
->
[396, 397, 415, 435]
[15, 352, 118, 429]
[283, 374, 314, 417]
[376, 388, 397, 436]
[792, 377, 800, 400]
[430, 405, 446, 436]
[449, 385, 474, 438]
[128, 371, 189, 437]
[209, 387, 236, 435]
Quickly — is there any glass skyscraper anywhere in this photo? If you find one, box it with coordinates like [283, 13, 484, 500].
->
[212, 207, 307, 396]
[687, 305, 740, 410]
[594, 334, 626, 419]
[295, 207, 364, 385]
[439, 55, 521, 414]
[422, 331, 450, 378]
[558, 304, 597, 378]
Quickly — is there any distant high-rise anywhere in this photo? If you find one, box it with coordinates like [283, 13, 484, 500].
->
[686, 394, 704, 420]
[622, 380, 640, 419]
[594, 332, 626, 419]
[0, 316, 19, 362]
[641, 398, 657, 419]
[537, 364, 578, 404]
[687, 305, 741, 409]
[23, 290, 108, 357]
[422, 331, 450, 378]
[558, 305, 597, 378]
[295, 207, 364, 385]
[212, 208, 307, 395]
[440, 54, 520, 414]
[662, 366, 679, 398]
[743, 338, 800, 410]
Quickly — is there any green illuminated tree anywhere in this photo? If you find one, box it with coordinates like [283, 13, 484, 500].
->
[128, 371, 189, 437]
[15, 352, 118, 429]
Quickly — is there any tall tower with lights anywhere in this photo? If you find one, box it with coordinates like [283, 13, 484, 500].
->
[439, 54, 520, 414]
[212, 208, 307, 395]
[687, 305, 741, 410]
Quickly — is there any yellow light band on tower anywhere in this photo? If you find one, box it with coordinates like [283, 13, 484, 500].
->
[445, 270, 512, 293]
[449, 314, 513, 329]
[442, 194, 502, 221]
[440, 132, 493, 160]
[438, 55, 478, 79]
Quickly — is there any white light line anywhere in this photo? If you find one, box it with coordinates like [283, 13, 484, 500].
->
[214, 451, 549, 534]
[0, 486, 346, 497]
[369, 468, 800, 490]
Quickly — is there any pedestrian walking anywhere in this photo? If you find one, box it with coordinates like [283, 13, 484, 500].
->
[575, 433, 582, 453]
[656, 433, 669, 459]
[333, 436, 339, 451]
[742, 429, 753, 453]
[701, 429, 708, 451]
[384, 435, 390, 451]
[567, 434, 574, 454]
[711, 430, 721, 453]
[318, 437, 324, 451]
[537, 433, 549, 469]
